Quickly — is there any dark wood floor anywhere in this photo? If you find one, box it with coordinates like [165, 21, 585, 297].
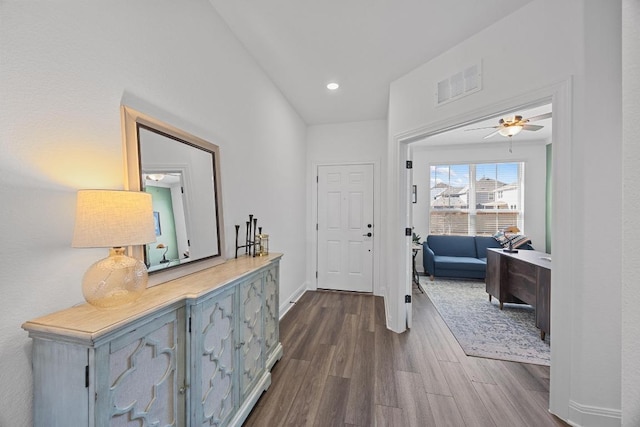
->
[244, 284, 568, 427]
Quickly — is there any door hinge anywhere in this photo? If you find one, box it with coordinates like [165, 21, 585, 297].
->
[406, 160, 413, 169]
[85, 365, 89, 388]
[316, 175, 319, 183]
[405, 227, 412, 236]
[181, 186, 184, 194]
[315, 271, 318, 278]
[316, 223, 318, 231]
[188, 317, 192, 333]
[405, 295, 412, 303]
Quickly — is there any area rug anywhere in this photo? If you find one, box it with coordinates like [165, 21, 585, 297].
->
[421, 278, 550, 366]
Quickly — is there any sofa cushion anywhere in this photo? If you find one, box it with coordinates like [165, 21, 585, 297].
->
[475, 236, 503, 258]
[426, 235, 477, 258]
[433, 255, 486, 271]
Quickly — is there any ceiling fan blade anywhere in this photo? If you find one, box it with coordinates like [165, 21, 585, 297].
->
[525, 112, 552, 122]
[483, 129, 502, 139]
[522, 124, 544, 131]
[465, 126, 499, 131]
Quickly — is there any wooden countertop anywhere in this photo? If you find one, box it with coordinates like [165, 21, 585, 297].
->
[22, 253, 283, 343]
[487, 248, 551, 270]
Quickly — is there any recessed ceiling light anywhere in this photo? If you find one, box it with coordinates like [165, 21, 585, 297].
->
[326, 82, 339, 90]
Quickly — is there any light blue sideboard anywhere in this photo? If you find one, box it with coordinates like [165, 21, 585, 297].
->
[23, 254, 283, 427]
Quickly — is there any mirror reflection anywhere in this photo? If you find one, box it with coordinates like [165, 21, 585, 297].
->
[122, 106, 226, 282]
[138, 126, 220, 272]
[142, 171, 190, 270]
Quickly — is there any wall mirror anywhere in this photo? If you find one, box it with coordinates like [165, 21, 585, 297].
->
[122, 106, 225, 285]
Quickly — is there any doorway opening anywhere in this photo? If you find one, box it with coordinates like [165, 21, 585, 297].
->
[392, 79, 573, 419]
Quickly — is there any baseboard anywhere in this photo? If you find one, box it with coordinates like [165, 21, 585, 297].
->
[279, 281, 308, 320]
[381, 291, 405, 333]
[567, 400, 621, 427]
[384, 294, 392, 331]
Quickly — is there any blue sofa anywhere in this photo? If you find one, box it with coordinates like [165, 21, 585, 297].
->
[422, 235, 503, 280]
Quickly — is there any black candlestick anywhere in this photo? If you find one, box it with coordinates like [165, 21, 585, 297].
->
[235, 225, 240, 258]
[252, 218, 258, 256]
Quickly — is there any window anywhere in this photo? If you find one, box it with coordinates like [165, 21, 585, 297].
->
[429, 162, 524, 236]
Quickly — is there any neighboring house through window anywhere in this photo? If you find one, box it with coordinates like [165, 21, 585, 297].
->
[429, 162, 524, 236]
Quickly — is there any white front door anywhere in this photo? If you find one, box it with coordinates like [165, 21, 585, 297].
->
[317, 164, 374, 292]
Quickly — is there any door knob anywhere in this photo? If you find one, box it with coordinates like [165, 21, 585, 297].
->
[363, 232, 372, 237]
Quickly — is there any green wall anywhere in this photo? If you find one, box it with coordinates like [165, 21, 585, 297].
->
[145, 186, 179, 266]
[546, 143, 552, 254]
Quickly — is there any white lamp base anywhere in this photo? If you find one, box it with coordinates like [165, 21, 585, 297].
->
[82, 247, 148, 308]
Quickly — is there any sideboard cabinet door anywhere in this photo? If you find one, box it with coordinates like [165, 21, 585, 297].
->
[191, 262, 283, 427]
[95, 307, 186, 427]
[239, 272, 265, 400]
[263, 263, 281, 368]
[190, 285, 238, 426]
[30, 307, 186, 427]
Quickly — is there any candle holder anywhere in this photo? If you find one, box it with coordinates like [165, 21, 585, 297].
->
[235, 215, 263, 258]
[256, 233, 269, 256]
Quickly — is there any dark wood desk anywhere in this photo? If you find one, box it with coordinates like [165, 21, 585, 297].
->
[485, 248, 551, 340]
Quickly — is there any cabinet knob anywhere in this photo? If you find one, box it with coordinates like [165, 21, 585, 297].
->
[179, 384, 189, 394]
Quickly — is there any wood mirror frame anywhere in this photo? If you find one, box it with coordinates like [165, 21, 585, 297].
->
[122, 105, 226, 286]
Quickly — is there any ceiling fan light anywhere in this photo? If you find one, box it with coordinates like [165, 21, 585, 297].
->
[499, 125, 523, 137]
[147, 173, 166, 181]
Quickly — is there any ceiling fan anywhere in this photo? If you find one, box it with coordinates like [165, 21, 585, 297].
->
[145, 172, 182, 182]
[467, 112, 552, 139]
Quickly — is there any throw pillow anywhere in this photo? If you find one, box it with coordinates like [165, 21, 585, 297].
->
[509, 234, 531, 249]
[493, 231, 509, 246]
[493, 231, 531, 248]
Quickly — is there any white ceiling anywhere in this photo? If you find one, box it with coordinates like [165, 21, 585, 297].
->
[209, 0, 536, 126]
[414, 103, 553, 147]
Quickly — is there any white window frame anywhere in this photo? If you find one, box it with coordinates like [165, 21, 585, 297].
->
[429, 162, 525, 236]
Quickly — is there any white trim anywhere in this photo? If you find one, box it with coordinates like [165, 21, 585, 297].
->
[567, 400, 622, 427]
[279, 281, 308, 320]
[384, 289, 394, 332]
[396, 81, 564, 144]
[547, 78, 573, 423]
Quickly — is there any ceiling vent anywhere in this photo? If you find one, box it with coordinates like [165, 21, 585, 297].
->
[436, 62, 482, 106]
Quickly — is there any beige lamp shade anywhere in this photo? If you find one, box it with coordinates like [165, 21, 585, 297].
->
[72, 190, 156, 248]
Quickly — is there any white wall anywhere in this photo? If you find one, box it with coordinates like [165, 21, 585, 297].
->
[387, 0, 622, 425]
[306, 120, 388, 295]
[0, 1, 306, 426]
[411, 140, 548, 273]
[622, 1, 640, 425]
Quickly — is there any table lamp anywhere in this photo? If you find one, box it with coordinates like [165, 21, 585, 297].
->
[156, 243, 170, 263]
[503, 225, 520, 253]
[72, 190, 156, 308]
